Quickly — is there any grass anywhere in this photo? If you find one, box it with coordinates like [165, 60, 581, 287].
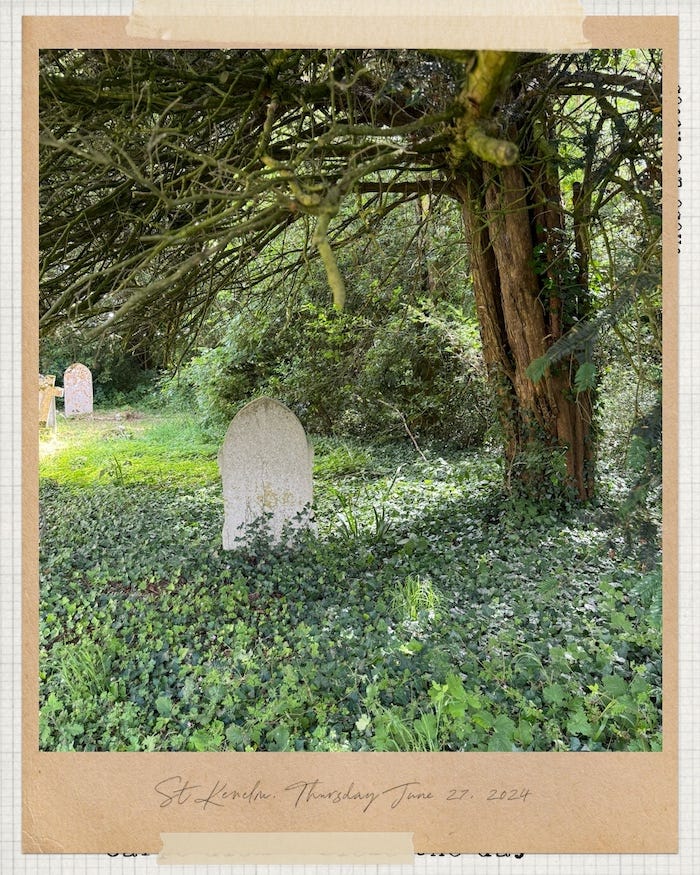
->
[39, 409, 221, 488]
[38, 408, 663, 753]
[389, 574, 443, 622]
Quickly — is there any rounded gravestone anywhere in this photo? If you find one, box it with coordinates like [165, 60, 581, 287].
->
[218, 397, 314, 548]
[63, 362, 93, 417]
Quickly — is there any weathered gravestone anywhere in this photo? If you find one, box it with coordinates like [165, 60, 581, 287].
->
[218, 397, 314, 548]
[63, 362, 93, 417]
[39, 374, 63, 429]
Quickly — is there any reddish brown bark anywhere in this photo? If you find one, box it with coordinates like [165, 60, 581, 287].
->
[454, 154, 595, 500]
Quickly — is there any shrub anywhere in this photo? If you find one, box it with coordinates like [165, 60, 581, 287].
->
[162, 292, 493, 448]
[40, 331, 158, 407]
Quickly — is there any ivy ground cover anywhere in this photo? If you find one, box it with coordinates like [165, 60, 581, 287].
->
[38, 413, 662, 752]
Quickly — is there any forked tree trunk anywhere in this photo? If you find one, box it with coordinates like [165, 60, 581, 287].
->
[453, 153, 595, 500]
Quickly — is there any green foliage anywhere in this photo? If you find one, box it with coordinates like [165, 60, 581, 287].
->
[595, 356, 661, 545]
[389, 574, 443, 622]
[574, 361, 597, 395]
[328, 464, 402, 545]
[161, 264, 492, 449]
[40, 332, 158, 407]
[53, 639, 114, 699]
[39, 413, 662, 753]
[163, 204, 493, 446]
[312, 439, 372, 479]
[525, 356, 549, 384]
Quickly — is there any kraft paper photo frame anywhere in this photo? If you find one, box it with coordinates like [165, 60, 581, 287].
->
[22, 9, 679, 858]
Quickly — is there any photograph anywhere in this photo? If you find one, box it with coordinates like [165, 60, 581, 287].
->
[37, 45, 664, 756]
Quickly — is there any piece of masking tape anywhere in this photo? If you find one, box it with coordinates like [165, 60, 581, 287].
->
[126, 0, 590, 51]
[159, 832, 415, 865]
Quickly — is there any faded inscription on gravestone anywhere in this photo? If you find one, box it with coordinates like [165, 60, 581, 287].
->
[218, 397, 314, 548]
[63, 362, 93, 416]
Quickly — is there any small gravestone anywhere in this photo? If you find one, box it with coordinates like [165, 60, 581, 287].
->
[39, 374, 63, 429]
[218, 397, 314, 548]
[63, 362, 93, 417]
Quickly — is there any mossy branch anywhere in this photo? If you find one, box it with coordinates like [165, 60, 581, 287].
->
[451, 124, 519, 167]
[262, 156, 351, 309]
[451, 51, 520, 168]
[312, 210, 346, 311]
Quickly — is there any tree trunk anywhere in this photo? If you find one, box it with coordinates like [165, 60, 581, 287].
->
[453, 151, 595, 500]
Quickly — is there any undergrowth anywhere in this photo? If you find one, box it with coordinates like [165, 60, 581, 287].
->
[38, 411, 663, 752]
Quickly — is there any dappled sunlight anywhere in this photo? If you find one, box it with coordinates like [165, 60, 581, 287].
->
[39, 429, 68, 460]
[37, 45, 663, 757]
[39, 413, 661, 753]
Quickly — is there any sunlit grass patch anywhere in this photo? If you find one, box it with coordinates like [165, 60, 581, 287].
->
[39, 410, 220, 488]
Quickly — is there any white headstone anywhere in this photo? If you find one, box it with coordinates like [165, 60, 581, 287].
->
[63, 362, 93, 416]
[218, 397, 314, 548]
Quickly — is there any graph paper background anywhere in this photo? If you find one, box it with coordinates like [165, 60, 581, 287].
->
[1, 0, 696, 872]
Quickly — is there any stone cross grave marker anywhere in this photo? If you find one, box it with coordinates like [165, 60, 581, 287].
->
[39, 374, 63, 429]
[63, 362, 93, 417]
[218, 397, 314, 548]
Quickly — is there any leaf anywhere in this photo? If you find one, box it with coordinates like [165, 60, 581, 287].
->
[355, 714, 371, 733]
[515, 719, 533, 748]
[268, 726, 291, 751]
[601, 675, 628, 699]
[473, 710, 494, 731]
[463, 691, 483, 711]
[413, 713, 439, 749]
[543, 683, 566, 706]
[445, 674, 468, 702]
[574, 361, 596, 394]
[489, 717, 516, 751]
[566, 708, 593, 737]
[526, 356, 549, 384]
[189, 727, 223, 752]
[225, 725, 249, 749]
[155, 695, 173, 717]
